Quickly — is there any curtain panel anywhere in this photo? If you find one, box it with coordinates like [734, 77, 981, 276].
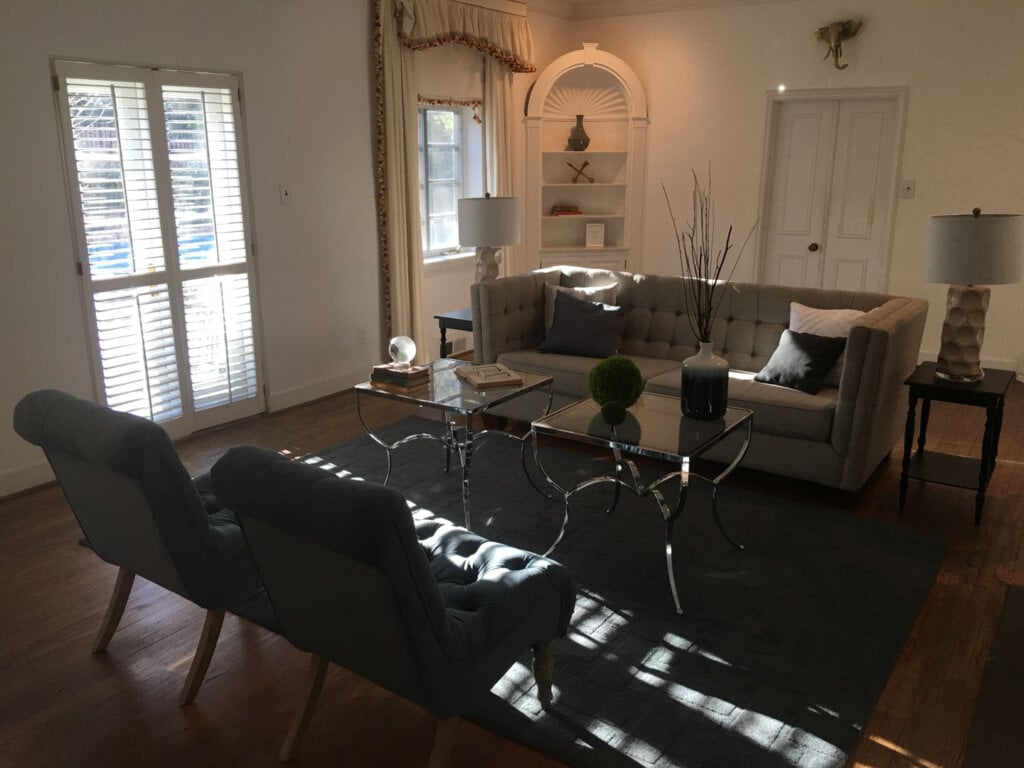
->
[396, 0, 535, 73]
[374, 0, 534, 359]
[375, 0, 426, 357]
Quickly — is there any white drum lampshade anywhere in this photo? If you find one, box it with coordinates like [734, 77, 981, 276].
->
[925, 210, 1022, 381]
[458, 194, 520, 282]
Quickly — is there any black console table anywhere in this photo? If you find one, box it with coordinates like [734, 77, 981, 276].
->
[433, 308, 473, 359]
[899, 361, 1016, 524]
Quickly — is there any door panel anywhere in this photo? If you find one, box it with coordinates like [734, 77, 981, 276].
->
[834, 259, 868, 292]
[821, 99, 898, 291]
[761, 94, 900, 293]
[763, 101, 838, 287]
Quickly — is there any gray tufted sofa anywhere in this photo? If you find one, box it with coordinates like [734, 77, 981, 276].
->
[472, 266, 928, 492]
[211, 445, 576, 763]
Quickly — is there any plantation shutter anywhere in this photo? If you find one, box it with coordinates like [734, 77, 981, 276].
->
[55, 61, 263, 433]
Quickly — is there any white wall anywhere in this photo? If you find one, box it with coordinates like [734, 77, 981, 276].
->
[562, 0, 1024, 373]
[0, 0, 381, 494]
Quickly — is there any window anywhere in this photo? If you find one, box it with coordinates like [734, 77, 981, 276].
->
[417, 105, 483, 260]
[54, 60, 262, 434]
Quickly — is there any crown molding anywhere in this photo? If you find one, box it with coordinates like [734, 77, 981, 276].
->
[528, 0, 796, 20]
[526, 0, 574, 18]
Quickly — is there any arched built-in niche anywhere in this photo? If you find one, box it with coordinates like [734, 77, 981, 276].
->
[524, 43, 648, 271]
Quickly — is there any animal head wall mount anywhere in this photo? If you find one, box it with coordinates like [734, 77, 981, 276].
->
[815, 19, 863, 70]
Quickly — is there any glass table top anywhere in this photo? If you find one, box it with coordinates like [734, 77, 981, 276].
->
[532, 393, 753, 463]
[355, 358, 552, 415]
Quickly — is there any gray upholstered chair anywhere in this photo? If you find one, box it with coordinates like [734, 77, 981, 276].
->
[211, 445, 576, 766]
[12, 389, 278, 705]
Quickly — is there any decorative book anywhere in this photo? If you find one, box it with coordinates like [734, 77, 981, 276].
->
[371, 363, 429, 386]
[454, 363, 524, 389]
[369, 379, 428, 394]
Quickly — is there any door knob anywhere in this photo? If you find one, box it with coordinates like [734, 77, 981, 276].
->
[808, 242, 819, 252]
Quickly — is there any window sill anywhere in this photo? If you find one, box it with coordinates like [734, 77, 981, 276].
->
[424, 250, 475, 276]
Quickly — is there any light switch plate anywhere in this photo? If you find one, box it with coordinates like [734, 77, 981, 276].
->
[278, 182, 293, 204]
[900, 180, 916, 199]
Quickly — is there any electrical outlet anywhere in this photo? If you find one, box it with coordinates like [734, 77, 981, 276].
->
[357, 328, 367, 347]
[899, 180, 916, 199]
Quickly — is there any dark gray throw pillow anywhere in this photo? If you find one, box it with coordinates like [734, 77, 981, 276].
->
[754, 330, 847, 394]
[539, 289, 625, 358]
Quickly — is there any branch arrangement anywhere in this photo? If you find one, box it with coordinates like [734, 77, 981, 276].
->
[662, 170, 756, 343]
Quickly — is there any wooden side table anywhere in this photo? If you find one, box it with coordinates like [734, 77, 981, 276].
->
[899, 361, 1016, 524]
[433, 307, 473, 359]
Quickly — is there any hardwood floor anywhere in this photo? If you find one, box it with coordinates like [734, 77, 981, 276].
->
[1, 383, 1021, 767]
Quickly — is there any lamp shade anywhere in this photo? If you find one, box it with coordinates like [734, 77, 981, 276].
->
[925, 212, 1023, 285]
[458, 196, 520, 246]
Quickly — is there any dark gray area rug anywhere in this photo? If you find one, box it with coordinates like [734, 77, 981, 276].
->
[309, 415, 946, 768]
[963, 586, 1024, 768]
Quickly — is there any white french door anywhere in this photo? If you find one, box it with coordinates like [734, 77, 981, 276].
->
[54, 60, 264, 436]
[760, 93, 902, 292]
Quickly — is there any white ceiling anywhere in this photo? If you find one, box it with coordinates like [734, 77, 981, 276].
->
[528, 0, 797, 20]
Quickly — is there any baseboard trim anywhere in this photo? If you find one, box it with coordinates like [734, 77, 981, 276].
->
[265, 370, 366, 413]
[1, 461, 56, 500]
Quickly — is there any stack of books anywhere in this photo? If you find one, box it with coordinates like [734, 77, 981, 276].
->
[370, 363, 430, 393]
[550, 204, 582, 216]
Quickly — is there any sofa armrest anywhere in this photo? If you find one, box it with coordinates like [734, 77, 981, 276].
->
[831, 297, 928, 490]
[471, 272, 556, 363]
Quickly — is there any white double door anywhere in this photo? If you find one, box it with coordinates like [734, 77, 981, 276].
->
[761, 95, 901, 292]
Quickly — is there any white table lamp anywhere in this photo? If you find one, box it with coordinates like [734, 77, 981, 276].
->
[458, 194, 519, 282]
[925, 208, 1022, 381]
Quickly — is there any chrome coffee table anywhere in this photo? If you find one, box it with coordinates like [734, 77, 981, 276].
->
[354, 358, 553, 530]
[531, 393, 753, 614]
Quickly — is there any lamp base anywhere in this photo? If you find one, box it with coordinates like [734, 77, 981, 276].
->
[934, 284, 989, 383]
[934, 368, 985, 383]
[474, 246, 502, 282]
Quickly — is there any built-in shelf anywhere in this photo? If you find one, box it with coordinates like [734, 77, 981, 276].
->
[525, 44, 648, 272]
[543, 150, 628, 157]
[542, 183, 626, 189]
[542, 214, 625, 220]
[539, 246, 629, 253]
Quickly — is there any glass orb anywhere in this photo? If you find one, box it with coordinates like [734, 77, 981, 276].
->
[388, 335, 416, 367]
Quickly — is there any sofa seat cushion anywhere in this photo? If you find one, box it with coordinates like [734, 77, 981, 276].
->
[644, 368, 838, 442]
[498, 349, 682, 399]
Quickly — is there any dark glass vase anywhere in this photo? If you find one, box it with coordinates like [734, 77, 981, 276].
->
[681, 342, 729, 419]
[568, 114, 590, 151]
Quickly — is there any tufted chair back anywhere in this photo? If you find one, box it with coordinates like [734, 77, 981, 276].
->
[12, 389, 264, 612]
[211, 445, 576, 720]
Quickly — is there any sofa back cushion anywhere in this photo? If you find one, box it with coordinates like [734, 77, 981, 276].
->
[524, 267, 895, 374]
[608, 273, 892, 372]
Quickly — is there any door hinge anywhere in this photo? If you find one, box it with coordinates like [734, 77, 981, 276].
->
[52, 75, 60, 92]
[75, 261, 84, 276]
[250, 241, 256, 257]
[237, 87, 243, 103]
[262, 384, 269, 399]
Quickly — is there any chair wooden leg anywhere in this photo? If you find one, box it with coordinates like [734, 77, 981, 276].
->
[91, 567, 135, 654]
[427, 716, 461, 768]
[533, 642, 554, 710]
[279, 654, 329, 762]
[178, 608, 225, 706]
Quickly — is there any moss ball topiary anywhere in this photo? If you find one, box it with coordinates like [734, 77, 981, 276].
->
[588, 355, 643, 409]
